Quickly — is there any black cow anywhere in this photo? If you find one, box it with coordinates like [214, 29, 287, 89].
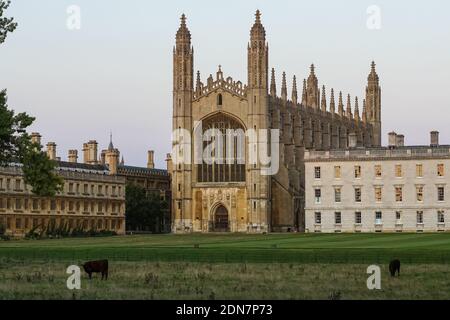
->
[389, 259, 401, 277]
[82, 260, 109, 280]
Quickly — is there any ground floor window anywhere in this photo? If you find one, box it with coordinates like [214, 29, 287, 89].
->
[315, 212, 321, 224]
[335, 212, 341, 224]
[438, 210, 445, 223]
[395, 211, 402, 223]
[355, 212, 362, 224]
[417, 211, 424, 224]
[375, 211, 382, 225]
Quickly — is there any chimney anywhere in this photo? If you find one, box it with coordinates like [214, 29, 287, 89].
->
[388, 132, 398, 148]
[31, 132, 42, 146]
[46, 142, 57, 160]
[147, 150, 155, 169]
[68, 150, 78, 163]
[166, 153, 172, 174]
[348, 132, 357, 148]
[396, 134, 405, 147]
[83, 140, 98, 164]
[100, 150, 107, 165]
[431, 131, 439, 147]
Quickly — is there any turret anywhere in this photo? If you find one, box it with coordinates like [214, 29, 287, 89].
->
[172, 13, 194, 232]
[365, 61, 382, 146]
[105, 135, 119, 175]
[247, 10, 270, 233]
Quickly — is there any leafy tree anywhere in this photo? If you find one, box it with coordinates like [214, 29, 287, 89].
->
[0, 0, 17, 44]
[0, 2, 63, 196]
[125, 184, 168, 233]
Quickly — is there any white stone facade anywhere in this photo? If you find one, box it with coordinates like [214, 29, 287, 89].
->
[305, 147, 450, 233]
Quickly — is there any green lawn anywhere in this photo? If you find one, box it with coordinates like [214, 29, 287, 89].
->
[2, 234, 450, 299]
[2, 233, 450, 264]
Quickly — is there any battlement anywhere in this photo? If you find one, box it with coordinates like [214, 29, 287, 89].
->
[193, 66, 247, 100]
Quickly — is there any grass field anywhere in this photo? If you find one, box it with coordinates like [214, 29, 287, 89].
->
[2, 233, 450, 264]
[1, 233, 450, 299]
[2, 260, 450, 300]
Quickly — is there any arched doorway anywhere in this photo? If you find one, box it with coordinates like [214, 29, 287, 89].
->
[214, 205, 229, 232]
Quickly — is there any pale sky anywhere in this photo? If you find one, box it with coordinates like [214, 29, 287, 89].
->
[1, 0, 449, 168]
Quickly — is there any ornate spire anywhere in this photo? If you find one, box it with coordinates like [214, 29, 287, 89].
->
[354, 97, 360, 122]
[270, 68, 277, 96]
[281, 71, 287, 100]
[255, 9, 261, 23]
[216, 65, 223, 80]
[329, 88, 336, 114]
[292, 75, 298, 104]
[196, 70, 201, 92]
[120, 156, 124, 166]
[306, 64, 319, 108]
[362, 99, 367, 123]
[338, 91, 344, 117]
[368, 61, 379, 83]
[321, 85, 327, 112]
[301, 79, 307, 105]
[346, 94, 353, 119]
[176, 13, 191, 43]
[248, 10, 268, 89]
[174, 13, 193, 91]
[250, 9, 266, 41]
[108, 132, 114, 151]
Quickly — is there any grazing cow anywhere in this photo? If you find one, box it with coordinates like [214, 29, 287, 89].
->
[389, 259, 401, 277]
[82, 260, 109, 280]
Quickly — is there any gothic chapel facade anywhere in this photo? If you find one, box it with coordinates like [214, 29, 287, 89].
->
[171, 11, 381, 233]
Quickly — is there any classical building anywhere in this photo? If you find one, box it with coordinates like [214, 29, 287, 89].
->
[0, 133, 171, 237]
[171, 11, 381, 233]
[0, 162, 126, 237]
[304, 132, 449, 233]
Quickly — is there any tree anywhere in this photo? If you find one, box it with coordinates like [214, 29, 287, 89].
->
[125, 184, 168, 233]
[0, 0, 17, 44]
[0, 2, 63, 196]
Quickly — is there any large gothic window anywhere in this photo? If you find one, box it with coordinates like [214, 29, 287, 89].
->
[197, 113, 246, 183]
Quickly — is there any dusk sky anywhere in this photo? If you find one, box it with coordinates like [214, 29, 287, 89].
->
[1, 0, 449, 168]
